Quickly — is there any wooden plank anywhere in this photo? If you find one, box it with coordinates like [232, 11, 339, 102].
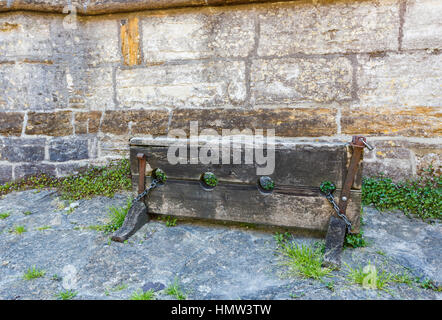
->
[130, 143, 348, 188]
[143, 179, 361, 233]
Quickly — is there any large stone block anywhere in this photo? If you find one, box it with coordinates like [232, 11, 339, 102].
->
[341, 106, 441, 137]
[402, 0, 442, 50]
[142, 9, 255, 62]
[0, 137, 46, 162]
[250, 57, 353, 104]
[14, 163, 56, 179]
[74, 111, 102, 134]
[61, 66, 115, 110]
[0, 13, 52, 59]
[0, 164, 12, 184]
[0, 112, 23, 136]
[116, 61, 246, 108]
[170, 107, 337, 137]
[101, 109, 170, 135]
[257, 0, 399, 56]
[356, 53, 442, 108]
[26, 111, 73, 136]
[50, 15, 120, 65]
[49, 137, 89, 162]
[0, 63, 65, 110]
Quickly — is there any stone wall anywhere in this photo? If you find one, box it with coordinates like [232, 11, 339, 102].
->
[0, 0, 441, 183]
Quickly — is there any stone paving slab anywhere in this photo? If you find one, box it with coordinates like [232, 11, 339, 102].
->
[0, 190, 440, 300]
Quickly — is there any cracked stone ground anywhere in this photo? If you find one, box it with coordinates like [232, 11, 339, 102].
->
[0, 190, 440, 300]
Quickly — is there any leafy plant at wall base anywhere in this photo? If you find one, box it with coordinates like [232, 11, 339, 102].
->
[362, 167, 441, 221]
[0, 159, 132, 201]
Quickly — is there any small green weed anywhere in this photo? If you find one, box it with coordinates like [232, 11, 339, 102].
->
[23, 266, 45, 280]
[419, 278, 442, 292]
[56, 290, 77, 300]
[37, 226, 51, 231]
[165, 278, 187, 300]
[344, 231, 367, 248]
[0, 212, 10, 219]
[165, 216, 177, 227]
[130, 289, 155, 300]
[23, 211, 32, 216]
[11, 225, 26, 234]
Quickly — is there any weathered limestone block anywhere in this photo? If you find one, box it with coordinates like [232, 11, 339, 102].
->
[257, 0, 399, 56]
[0, 137, 46, 162]
[142, 9, 255, 62]
[364, 158, 414, 181]
[0, 164, 12, 184]
[0, 63, 64, 110]
[50, 16, 120, 65]
[74, 111, 102, 134]
[356, 53, 442, 108]
[26, 111, 73, 136]
[49, 137, 89, 162]
[341, 106, 441, 137]
[14, 163, 56, 179]
[250, 57, 353, 104]
[170, 107, 337, 137]
[0, 14, 52, 59]
[101, 109, 170, 135]
[116, 61, 246, 108]
[61, 66, 115, 110]
[55, 161, 89, 177]
[0, 112, 23, 136]
[402, 0, 442, 50]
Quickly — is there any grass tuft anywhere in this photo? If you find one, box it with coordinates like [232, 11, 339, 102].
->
[277, 238, 331, 280]
[165, 277, 187, 300]
[23, 266, 45, 280]
[130, 289, 155, 300]
[56, 290, 77, 300]
[102, 198, 132, 233]
[344, 263, 391, 291]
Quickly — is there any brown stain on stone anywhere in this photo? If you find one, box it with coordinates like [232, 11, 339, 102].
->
[0, 22, 19, 32]
[120, 17, 141, 66]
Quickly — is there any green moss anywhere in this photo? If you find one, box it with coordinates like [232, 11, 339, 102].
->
[202, 172, 218, 188]
[362, 166, 441, 221]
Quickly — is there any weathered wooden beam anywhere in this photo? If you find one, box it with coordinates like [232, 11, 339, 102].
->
[129, 137, 362, 233]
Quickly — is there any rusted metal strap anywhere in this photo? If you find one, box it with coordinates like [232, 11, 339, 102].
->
[338, 136, 372, 227]
[137, 153, 146, 195]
